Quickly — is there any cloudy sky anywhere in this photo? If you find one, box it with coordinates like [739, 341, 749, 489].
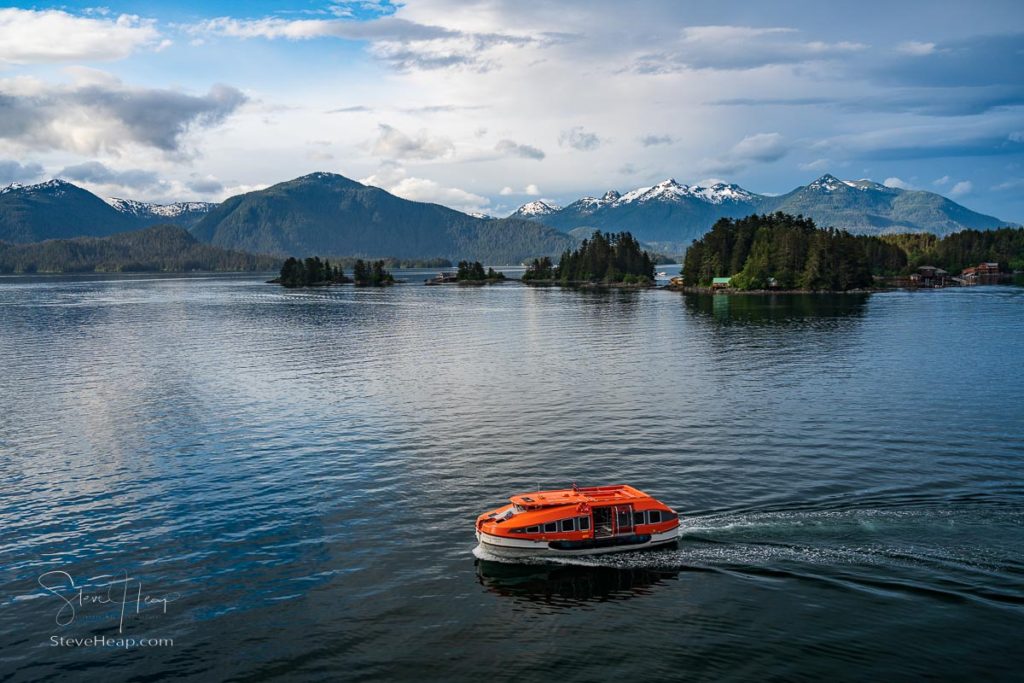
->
[0, 0, 1022, 221]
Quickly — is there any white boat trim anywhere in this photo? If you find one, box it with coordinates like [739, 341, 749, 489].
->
[476, 525, 680, 558]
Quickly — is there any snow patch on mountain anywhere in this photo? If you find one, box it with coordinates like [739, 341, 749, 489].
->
[618, 178, 756, 205]
[106, 197, 216, 218]
[1, 179, 74, 196]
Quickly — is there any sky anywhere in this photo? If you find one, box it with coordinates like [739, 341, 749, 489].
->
[0, 0, 1021, 221]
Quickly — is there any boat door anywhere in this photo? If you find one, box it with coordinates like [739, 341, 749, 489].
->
[614, 505, 634, 535]
[593, 506, 613, 537]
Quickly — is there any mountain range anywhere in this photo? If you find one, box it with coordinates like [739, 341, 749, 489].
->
[190, 172, 573, 263]
[511, 174, 1009, 253]
[0, 180, 213, 244]
[0, 172, 1012, 266]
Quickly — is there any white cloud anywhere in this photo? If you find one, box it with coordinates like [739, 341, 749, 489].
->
[498, 184, 541, 196]
[0, 159, 44, 184]
[639, 134, 673, 146]
[993, 178, 1024, 191]
[0, 73, 246, 155]
[190, 14, 534, 71]
[883, 177, 911, 189]
[360, 165, 488, 213]
[933, 175, 950, 186]
[633, 25, 866, 72]
[559, 127, 602, 151]
[495, 139, 545, 160]
[371, 123, 454, 160]
[0, 9, 162, 65]
[800, 158, 830, 171]
[949, 180, 972, 197]
[58, 161, 160, 189]
[704, 132, 788, 174]
[896, 41, 937, 56]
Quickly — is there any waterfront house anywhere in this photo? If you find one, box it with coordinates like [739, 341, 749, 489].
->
[961, 262, 1002, 283]
[910, 266, 950, 287]
[712, 277, 732, 289]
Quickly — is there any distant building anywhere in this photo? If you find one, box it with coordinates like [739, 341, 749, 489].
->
[712, 277, 732, 289]
[910, 265, 950, 287]
[961, 262, 1002, 283]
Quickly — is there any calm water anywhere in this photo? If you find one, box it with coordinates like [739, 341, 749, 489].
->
[1, 272, 1022, 682]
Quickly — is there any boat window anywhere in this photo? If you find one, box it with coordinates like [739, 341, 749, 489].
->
[526, 526, 539, 534]
[648, 510, 662, 523]
[544, 522, 557, 532]
[663, 512, 678, 521]
[578, 516, 590, 530]
[560, 518, 575, 532]
[633, 511, 645, 525]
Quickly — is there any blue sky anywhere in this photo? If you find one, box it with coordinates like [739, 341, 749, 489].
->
[0, 1, 1021, 222]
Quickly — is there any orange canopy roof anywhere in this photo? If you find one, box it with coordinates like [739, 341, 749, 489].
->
[509, 484, 652, 509]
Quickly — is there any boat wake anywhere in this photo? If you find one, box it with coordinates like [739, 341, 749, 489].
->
[473, 505, 1024, 608]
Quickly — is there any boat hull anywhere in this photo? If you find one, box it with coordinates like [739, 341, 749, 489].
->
[476, 526, 680, 558]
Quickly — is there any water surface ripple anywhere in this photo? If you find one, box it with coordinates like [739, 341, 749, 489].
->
[0, 273, 1022, 681]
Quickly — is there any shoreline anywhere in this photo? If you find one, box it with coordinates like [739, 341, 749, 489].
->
[665, 285, 879, 295]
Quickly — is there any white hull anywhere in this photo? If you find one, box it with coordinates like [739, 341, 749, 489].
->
[476, 526, 680, 558]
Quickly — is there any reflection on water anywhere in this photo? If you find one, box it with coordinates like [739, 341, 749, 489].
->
[682, 292, 871, 323]
[475, 549, 681, 608]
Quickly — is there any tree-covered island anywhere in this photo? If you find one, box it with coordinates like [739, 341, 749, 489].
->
[522, 230, 655, 286]
[681, 213, 1024, 292]
[274, 256, 394, 287]
[457, 260, 506, 283]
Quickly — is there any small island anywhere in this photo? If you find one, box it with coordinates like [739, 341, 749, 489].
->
[522, 230, 655, 287]
[273, 256, 394, 287]
[425, 260, 506, 285]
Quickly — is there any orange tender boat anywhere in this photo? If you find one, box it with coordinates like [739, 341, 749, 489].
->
[475, 484, 681, 557]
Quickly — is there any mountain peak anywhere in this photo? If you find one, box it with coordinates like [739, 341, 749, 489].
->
[1, 178, 77, 195]
[512, 199, 560, 217]
[601, 190, 621, 201]
[807, 174, 850, 192]
[293, 171, 359, 185]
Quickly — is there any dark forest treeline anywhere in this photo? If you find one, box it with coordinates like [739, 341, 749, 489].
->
[331, 256, 451, 269]
[524, 231, 655, 284]
[0, 225, 278, 274]
[278, 257, 352, 287]
[278, 256, 395, 287]
[456, 260, 505, 281]
[881, 228, 1024, 273]
[683, 213, 1024, 290]
[682, 214, 884, 290]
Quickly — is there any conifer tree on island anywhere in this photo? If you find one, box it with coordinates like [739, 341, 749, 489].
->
[522, 231, 654, 284]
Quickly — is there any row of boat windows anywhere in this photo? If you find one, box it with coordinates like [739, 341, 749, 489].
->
[510, 510, 676, 535]
[510, 516, 590, 535]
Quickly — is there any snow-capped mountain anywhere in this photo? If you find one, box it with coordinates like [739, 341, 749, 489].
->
[0, 179, 138, 243]
[509, 200, 560, 218]
[0, 179, 215, 243]
[511, 174, 1009, 254]
[0, 179, 76, 197]
[106, 197, 215, 226]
